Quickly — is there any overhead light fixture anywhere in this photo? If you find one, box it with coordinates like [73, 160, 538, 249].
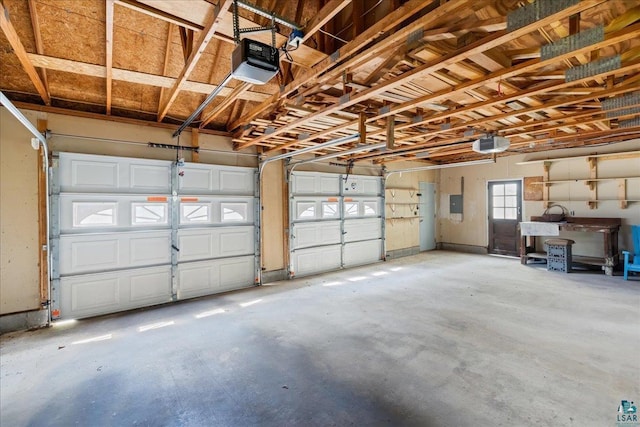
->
[472, 135, 510, 154]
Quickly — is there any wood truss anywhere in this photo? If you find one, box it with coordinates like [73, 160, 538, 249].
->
[1, 0, 639, 164]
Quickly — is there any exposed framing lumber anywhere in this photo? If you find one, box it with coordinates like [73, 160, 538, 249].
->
[228, 0, 439, 131]
[352, 0, 364, 39]
[372, 21, 640, 129]
[237, 0, 607, 150]
[114, 0, 204, 31]
[157, 0, 233, 122]
[13, 101, 231, 136]
[199, 82, 252, 128]
[0, 2, 50, 105]
[191, 128, 200, 162]
[272, 58, 639, 161]
[27, 53, 270, 102]
[27, 0, 50, 102]
[106, 0, 114, 115]
[158, 23, 176, 116]
[179, 27, 194, 62]
[386, 115, 395, 150]
[302, 0, 352, 44]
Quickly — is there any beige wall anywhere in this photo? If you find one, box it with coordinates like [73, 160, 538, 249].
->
[439, 140, 640, 256]
[385, 162, 438, 252]
[1, 108, 41, 314]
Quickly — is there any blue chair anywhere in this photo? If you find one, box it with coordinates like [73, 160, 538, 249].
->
[623, 225, 640, 280]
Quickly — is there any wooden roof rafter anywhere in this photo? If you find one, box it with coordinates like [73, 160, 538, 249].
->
[26, 0, 49, 103]
[157, 0, 233, 122]
[106, 0, 114, 115]
[0, 1, 50, 105]
[228, 0, 441, 132]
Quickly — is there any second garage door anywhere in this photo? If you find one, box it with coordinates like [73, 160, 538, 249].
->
[289, 172, 383, 277]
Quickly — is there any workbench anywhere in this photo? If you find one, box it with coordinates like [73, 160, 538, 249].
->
[520, 217, 621, 275]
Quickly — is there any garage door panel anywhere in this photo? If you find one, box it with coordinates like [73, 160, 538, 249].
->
[219, 229, 254, 255]
[59, 194, 170, 232]
[291, 245, 342, 277]
[177, 256, 255, 299]
[177, 226, 254, 262]
[291, 172, 340, 195]
[342, 176, 382, 196]
[59, 153, 171, 193]
[178, 164, 254, 195]
[344, 218, 383, 242]
[59, 231, 171, 275]
[344, 240, 382, 267]
[55, 153, 258, 320]
[129, 164, 171, 191]
[129, 235, 172, 264]
[59, 266, 172, 319]
[177, 233, 212, 261]
[69, 238, 119, 272]
[219, 170, 254, 194]
[178, 196, 254, 225]
[292, 221, 341, 249]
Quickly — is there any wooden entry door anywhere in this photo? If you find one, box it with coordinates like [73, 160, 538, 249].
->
[488, 180, 522, 256]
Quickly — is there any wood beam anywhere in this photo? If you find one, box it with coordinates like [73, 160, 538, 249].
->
[352, 0, 364, 40]
[0, 2, 51, 105]
[157, 0, 233, 122]
[158, 23, 175, 116]
[27, 53, 270, 102]
[303, 0, 352, 44]
[359, 112, 366, 145]
[377, 21, 640, 125]
[199, 82, 252, 128]
[179, 27, 194, 62]
[114, 0, 204, 31]
[386, 115, 395, 150]
[269, 61, 638, 157]
[106, 0, 114, 115]
[237, 0, 608, 150]
[228, 0, 438, 131]
[191, 128, 200, 162]
[27, 0, 50, 102]
[12, 100, 231, 137]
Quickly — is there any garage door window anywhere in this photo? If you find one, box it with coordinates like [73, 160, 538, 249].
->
[322, 202, 338, 218]
[221, 203, 248, 222]
[344, 202, 359, 217]
[73, 202, 117, 227]
[132, 203, 168, 225]
[181, 203, 210, 223]
[297, 202, 316, 219]
[363, 201, 378, 216]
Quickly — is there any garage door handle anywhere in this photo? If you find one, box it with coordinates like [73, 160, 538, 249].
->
[172, 244, 180, 252]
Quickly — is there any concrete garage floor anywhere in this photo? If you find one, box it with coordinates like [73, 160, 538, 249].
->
[1, 251, 639, 427]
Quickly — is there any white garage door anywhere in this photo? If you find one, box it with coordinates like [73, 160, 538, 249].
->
[50, 153, 257, 320]
[289, 172, 383, 277]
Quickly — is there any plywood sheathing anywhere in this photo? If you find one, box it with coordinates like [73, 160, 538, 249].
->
[1, 0, 639, 162]
[232, 0, 640, 165]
